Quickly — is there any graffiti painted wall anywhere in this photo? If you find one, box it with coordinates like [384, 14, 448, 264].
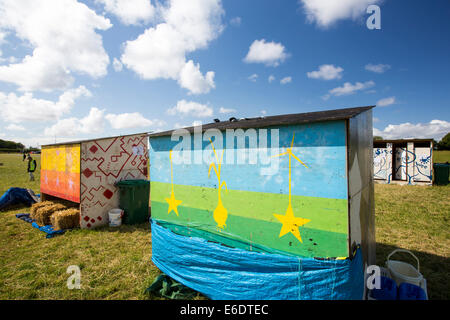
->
[41, 144, 81, 203]
[150, 121, 349, 258]
[373, 142, 432, 184]
[80, 134, 149, 228]
[413, 147, 432, 182]
[373, 147, 388, 180]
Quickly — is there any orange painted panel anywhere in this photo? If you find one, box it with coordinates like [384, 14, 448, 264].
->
[40, 144, 81, 203]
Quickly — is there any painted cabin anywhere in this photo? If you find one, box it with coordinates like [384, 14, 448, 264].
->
[149, 106, 375, 300]
[373, 139, 433, 185]
[40, 133, 149, 228]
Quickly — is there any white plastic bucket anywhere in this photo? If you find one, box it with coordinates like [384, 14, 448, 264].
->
[386, 249, 423, 287]
[108, 208, 123, 227]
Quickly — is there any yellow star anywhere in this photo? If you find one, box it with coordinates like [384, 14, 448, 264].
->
[273, 204, 310, 243]
[165, 191, 182, 216]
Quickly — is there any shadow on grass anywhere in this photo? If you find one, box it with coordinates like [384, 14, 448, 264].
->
[376, 243, 450, 300]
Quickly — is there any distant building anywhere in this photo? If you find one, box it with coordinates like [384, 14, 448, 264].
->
[373, 139, 433, 185]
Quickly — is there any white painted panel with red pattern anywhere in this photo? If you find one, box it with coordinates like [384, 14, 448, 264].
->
[79, 134, 148, 228]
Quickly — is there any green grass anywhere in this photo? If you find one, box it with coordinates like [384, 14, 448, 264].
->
[434, 150, 450, 163]
[0, 153, 449, 299]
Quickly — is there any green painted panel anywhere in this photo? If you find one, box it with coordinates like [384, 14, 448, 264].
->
[152, 201, 349, 258]
[151, 181, 348, 234]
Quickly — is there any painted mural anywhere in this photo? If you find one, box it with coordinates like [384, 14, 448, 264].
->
[150, 121, 349, 258]
[373, 147, 388, 180]
[80, 134, 148, 228]
[41, 144, 81, 203]
[373, 142, 432, 184]
[413, 147, 432, 182]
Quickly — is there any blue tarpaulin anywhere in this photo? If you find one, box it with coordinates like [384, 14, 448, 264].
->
[0, 188, 38, 210]
[15, 213, 65, 238]
[151, 219, 364, 300]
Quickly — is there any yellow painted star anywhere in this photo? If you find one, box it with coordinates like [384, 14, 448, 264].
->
[272, 133, 310, 243]
[165, 150, 182, 216]
[273, 204, 310, 243]
[165, 190, 182, 216]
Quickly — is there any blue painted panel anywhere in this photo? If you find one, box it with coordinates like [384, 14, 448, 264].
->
[149, 121, 348, 200]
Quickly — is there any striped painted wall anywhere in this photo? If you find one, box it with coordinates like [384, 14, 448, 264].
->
[150, 120, 349, 258]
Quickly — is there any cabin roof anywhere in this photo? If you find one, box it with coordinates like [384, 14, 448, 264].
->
[149, 105, 375, 137]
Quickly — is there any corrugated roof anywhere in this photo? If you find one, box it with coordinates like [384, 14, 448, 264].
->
[149, 105, 375, 137]
[41, 132, 150, 147]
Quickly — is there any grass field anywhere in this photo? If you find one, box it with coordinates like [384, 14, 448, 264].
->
[0, 153, 449, 299]
[434, 150, 450, 163]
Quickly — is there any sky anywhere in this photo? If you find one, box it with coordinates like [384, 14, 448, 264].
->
[0, 0, 449, 147]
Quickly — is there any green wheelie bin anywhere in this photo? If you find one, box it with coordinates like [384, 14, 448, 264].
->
[433, 163, 449, 186]
[116, 179, 150, 224]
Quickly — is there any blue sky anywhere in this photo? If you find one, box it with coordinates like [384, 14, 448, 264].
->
[0, 0, 449, 147]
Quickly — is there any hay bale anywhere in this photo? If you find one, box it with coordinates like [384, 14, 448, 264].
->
[51, 208, 80, 230]
[30, 201, 55, 219]
[34, 203, 67, 226]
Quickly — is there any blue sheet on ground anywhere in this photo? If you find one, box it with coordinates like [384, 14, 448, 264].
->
[151, 219, 364, 300]
[15, 213, 65, 238]
[0, 188, 38, 210]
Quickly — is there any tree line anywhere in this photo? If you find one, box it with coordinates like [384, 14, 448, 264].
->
[0, 139, 39, 153]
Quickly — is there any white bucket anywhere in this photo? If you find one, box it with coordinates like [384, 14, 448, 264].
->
[386, 249, 423, 287]
[108, 208, 123, 227]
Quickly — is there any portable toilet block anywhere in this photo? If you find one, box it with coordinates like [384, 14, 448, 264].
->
[40, 132, 149, 228]
[149, 106, 375, 300]
[373, 139, 433, 185]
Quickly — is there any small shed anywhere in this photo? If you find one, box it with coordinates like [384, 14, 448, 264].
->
[373, 139, 433, 185]
[40, 132, 149, 228]
[148, 106, 375, 300]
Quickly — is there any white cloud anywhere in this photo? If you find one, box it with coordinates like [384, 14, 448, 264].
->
[374, 120, 450, 141]
[113, 58, 123, 72]
[377, 96, 396, 107]
[178, 60, 215, 95]
[219, 107, 236, 114]
[248, 74, 258, 82]
[105, 112, 165, 129]
[268, 75, 275, 83]
[243, 39, 288, 67]
[5, 124, 25, 131]
[230, 17, 241, 27]
[261, 110, 267, 115]
[0, 0, 112, 92]
[327, 80, 375, 97]
[121, 0, 224, 95]
[365, 63, 391, 73]
[192, 120, 202, 126]
[280, 76, 292, 84]
[300, 0, 382, 28]
[307, 64, 343, 80]
[0, 30, 6, 44]
[96, 0, 156, 26]
[0, 85, 91, 123]
[44, 107, 106, 137]
[167, 100, 213, 118]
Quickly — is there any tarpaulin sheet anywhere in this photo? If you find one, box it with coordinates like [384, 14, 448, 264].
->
[0, 188, 38, 211]
[151, 219, 364, 300]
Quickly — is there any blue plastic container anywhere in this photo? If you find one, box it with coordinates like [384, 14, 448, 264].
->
[370, 276, 397, 300]
[398, 282, 427, 300]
